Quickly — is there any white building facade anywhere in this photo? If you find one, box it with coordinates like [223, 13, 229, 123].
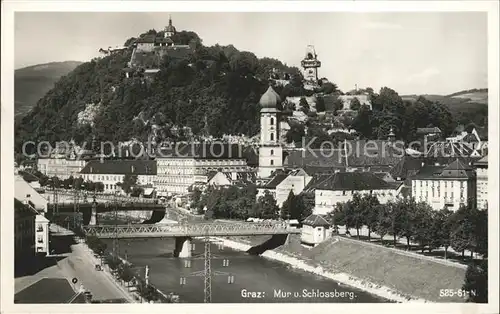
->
[304, 172, 403, 216]
[475, 156, 488, 209]
[411, 159, 477, 211]
[155, 144, 250, 195]
[80, 160, 157, 194]
[274, 169, 313, 207]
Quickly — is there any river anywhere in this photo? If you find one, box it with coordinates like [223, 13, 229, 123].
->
[101, 236, 387, 303]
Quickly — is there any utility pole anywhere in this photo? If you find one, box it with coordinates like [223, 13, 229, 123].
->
[113, 191, 119, 261]
[179, 237, 234, 303]
[203, 240, 212, 303]
[53, 181, 59, 216]
[73, 181, 79, 230]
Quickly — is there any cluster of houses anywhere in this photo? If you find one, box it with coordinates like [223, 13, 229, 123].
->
[17, 32, 489, 250]
[20, 84, 488, 249]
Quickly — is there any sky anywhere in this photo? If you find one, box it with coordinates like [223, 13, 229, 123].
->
[14, 12, 487, 95]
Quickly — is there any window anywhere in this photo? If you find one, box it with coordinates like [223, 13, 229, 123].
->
[37, 224, 43, 232]
[37, 235, 43, 243]
[270, 160, 274, 166]
[270, 117, 274, 126]
[270, 149, 274, 156]
[270, 133, 274, 141]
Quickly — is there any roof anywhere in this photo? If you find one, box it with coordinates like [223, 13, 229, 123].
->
[157, 143, 246, 160]
[412, 159, 475, 180]
[440, 159, 475, 178]
[475, 155, 488, 166]
[14, 278, 83, 303]
[304, 172, 400, 192]
[80, 160, 157, 175]
[262, 173, 288, 189]
[18, 170, 40, 183]
[260, 86, 281, 109]
[389, 155, 424, 180]
[424, 142, 475, 158]
[15, 175, 48, 211]
[284, 141, 403, 169]
[302, 214, 330, 227]
[14, 198, 38, 219]
[417, 127, 442, 134]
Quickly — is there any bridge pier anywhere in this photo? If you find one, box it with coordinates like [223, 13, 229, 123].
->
[174, 237, 192, 258]
[89, 202, 98, 226]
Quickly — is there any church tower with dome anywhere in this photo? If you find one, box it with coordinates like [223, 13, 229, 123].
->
[258, 85, 283, 178]
[164, 15, 177, 38]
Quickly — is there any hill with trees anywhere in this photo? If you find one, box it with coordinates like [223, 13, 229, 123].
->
[15, 61, 83, 117]
[15, 30, 305, 153]
[14, 28, 487, 154]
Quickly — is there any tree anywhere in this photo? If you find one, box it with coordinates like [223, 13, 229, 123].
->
[280, 191, 295, 220]
[350, 97, 361, 110]
[281, 192, 312, 221]
[397, 198, 417, 250]
[474, 209, 488, 257]
[118, 264, 135, 285]
[333, 98, 344, 113]
[373, 203, 392, 245]
[411, 202, 434, 252]
[327, 203, 345, 234]
[285, 121, 306, 145]
[130, 186, 144, 197]
[321, 82, 337, 94]
[299, 97, 310, 114]
[386, 200, 406, 247]
[117, 174, 138, 194]
[293, 193, 312, 221]
[255, 191, 279, 219]
[95, 182, 104, 193]
[190, 188, 203, 211]
[360, 194, 380, 241]
[343, 193, 365, 239]
[450, 204, 477, 258]
[351, 105, 373, 139]
[429, 207, 454, 258]
[315, 96, 326, 113]
[463, 259, 488, 303]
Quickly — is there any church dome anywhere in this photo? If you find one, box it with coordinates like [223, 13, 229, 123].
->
[166, 24, 176, 33]
[259, 86, 281, 109]
[165, 17, 176, 33]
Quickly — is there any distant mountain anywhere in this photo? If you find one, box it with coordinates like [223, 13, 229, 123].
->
[401, 88, 488, 106]
[15, 61, 83, 117]
[401, 88, 488, 129]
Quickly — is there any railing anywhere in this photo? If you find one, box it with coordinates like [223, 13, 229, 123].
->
[83, 222, 300, 238]
[45, 189, 158, 203]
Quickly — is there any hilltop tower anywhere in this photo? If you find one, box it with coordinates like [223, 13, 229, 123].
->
[301, 45, 321, 83]
[165, 15, 177, 38]
[258, 86, 283, 178]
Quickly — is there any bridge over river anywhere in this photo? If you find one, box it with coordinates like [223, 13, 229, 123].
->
[83, 222, 299, 258]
